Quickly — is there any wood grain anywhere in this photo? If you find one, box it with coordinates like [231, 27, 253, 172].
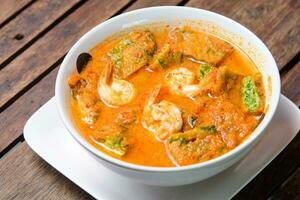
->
[233, 133, 300, 199]
[270, 167, 300, 200]
[282, 61, 300, 106]
[0, 0, 81, 67]
[0, 142, 94, 200]
[124, 0, 183, 12]
[0, 0, 130, 110]
[0, 0, 32, 26]
[187, 0, 300, 70]
[0, 68, 57, 153]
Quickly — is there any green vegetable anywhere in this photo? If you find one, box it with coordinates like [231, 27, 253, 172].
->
[157, 58, 166, 67]
[242, 76, 261, 113]
[168, 126, 214, 145]
[97, 135, 128, 156]
[168, 137, 189, 146]
[171, 52, 183, 63]
[200, 125, 217, 133]
[150, 44, 171, 69]
[108, 38, 135, 69]
[109, 45, 124, 70]
[121, 39, 132, 46]
[108, 30, 156, 79]
[198, 63, 215, 80]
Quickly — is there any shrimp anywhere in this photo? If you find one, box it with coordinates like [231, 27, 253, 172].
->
[165, 67, 201, 98]
[165, 66, 227, 98]
[142, 86, 183, 141]
[98, 62, 136, 107]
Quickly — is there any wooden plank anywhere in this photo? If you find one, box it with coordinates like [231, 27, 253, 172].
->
[0, 0, 32, 26]
[281, 61, 300, 106]
[124, 0, 183, 12]
[187, 0, 300, 70]
[233, 133, 300, 199]
[0, 0, 130, 110]
[0, 68, 57, 153]
[0, 0, 183, 153]
[0, 142, 94, 200]
[0, 0, 81, 67]
[269, 167, 300, 200]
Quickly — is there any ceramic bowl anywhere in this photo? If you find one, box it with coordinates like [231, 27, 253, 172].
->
[55, 6, 280, 186]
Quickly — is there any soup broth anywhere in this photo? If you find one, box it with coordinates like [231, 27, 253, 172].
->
[68, 25, 265, 167]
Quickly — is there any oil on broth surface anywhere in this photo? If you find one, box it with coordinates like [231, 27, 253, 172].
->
[69, 25, 265, 167]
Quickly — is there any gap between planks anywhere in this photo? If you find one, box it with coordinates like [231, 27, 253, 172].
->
[267, 152, 300, 199]
[0, 0, 35, 29]
[268, 166, 300, 199]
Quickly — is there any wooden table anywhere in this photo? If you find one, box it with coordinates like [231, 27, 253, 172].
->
[0, 0, 299, 199]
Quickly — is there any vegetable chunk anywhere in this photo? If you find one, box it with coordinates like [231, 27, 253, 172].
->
[208, 98, 257, 147]
[167, 126, 225, 166]
[242, 76, 262, 113]
[68, 73, 101, 125]
[92, 125, 129, 156]
[96, 135, 128, 156]
[198, 63, 215, 80]
[149, 43, 183, 70]
[108, 30, 156, 79]
[198, 66, 226, 96]
[149, 44, 171, 69]
[168, 26, 233, 66]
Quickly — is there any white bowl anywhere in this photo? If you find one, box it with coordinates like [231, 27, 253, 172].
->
[55, 6, 280, 186]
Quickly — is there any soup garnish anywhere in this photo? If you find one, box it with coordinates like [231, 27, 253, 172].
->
[68, 25, 265, 167]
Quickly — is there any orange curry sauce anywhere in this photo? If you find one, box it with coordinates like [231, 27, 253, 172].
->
[69, 25, 265, 167]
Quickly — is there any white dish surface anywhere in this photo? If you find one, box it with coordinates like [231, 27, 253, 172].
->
[24, 95, 299, 200]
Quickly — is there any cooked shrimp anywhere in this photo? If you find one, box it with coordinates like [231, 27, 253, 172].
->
[165, 66, 227, 98]
[98, 62, 136, 107]
[165, 67, 202, 98]
[165, 67, 195, 95]
[142, 86, 183, 141]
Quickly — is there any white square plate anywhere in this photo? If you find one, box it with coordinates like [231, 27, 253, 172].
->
[24, 95, 300, 200]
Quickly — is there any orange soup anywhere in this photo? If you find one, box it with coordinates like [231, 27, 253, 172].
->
[68, 25, 265, 167]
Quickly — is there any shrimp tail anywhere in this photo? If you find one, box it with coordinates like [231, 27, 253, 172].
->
[104, 61, 113, 85]
[146, 85, 162, 107]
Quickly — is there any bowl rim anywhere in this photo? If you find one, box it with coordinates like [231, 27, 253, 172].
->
[55, 6, 281, 173]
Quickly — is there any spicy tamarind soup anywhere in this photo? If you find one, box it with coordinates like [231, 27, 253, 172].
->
[68, 25, 265, 167]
